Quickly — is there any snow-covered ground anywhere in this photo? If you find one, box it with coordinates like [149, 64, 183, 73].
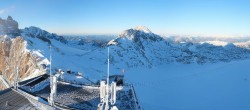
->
[3, 15, 250, 109]
[17, 26, 250, 110]
[126, 60, 250, 110]
[26, 82, 137, 110]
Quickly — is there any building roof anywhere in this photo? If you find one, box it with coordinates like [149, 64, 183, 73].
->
[0, 88, 37, 110]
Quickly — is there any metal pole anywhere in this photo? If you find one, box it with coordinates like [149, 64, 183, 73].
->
[50, 45, 52, 77]
[105, 47, 110, 110]
[49, 45, 54, 106]
[14, 42, 17, 89]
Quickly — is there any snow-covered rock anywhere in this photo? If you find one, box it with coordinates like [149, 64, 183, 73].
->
[21, 26, 67, 44]
[0, 16, 20, 36]
[134, 25, 152, 33]
[0, 36, 45, 90]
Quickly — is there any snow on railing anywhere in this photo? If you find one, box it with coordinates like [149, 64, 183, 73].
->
[58, 77, 96, 86]
[16, 88, 55, 110]
[82, 76, 95, 84]
[22, 75, 43, 86]
[0, 75, 11, 88]
[30, 78, 50, 92]
[130, 84, 142, 110]
[57, 80, 100, 90]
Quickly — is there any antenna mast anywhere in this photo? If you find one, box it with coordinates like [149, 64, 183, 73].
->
[105, 47, 110, 110]
[49, 45, 52, 91]
[98, 47, 118, 110]
[49, 45, 55, 106]
[50, 45, 52, 76]
[107, 47, 110, 87]
[14, 43, 19, 90]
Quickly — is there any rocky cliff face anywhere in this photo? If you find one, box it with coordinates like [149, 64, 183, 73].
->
[0, 36, 44, 90]
[0, 16, 46, 90]
[0, 16, 20, 36]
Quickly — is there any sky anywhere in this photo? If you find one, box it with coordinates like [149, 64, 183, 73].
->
[0, 0, 250, 37]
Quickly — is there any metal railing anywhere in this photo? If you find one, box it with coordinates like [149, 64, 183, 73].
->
[0, 75, 11, 88]
[130, 84, 143, 110]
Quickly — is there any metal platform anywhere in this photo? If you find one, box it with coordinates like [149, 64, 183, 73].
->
[0, 88, 37, 110]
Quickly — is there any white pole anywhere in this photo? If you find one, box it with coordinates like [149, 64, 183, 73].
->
[16, 67, 19, 88]
[107, 47, 109, 87]
[107, 47, 109, 84]
[14, 43, 19, 89]
[14, 44, 16, 89]
[49, 45, 52, 88]
[105, 47, 110, 110]
[50, 45, 52, 76]
[49, 45, 54, 106]
[111, 82, 116, 105]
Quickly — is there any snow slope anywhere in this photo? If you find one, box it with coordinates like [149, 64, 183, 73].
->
[18, 26, 250, 81]
[126, 60, 250, 110]
[14, 26, 250, 110]
[21, 27, 108, 81]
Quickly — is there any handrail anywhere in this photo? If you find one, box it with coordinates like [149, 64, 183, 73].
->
[15, 88, 56, 110]
[130, 84, 142, 110]
[0, 75, 11, 88]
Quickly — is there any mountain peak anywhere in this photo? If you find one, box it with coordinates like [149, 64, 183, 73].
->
[7, 16, 13, 21]
[117, 26, 163, 43]
[134, 26, 151, 33]
[21, 26, 68, 44]
[0, 16, 20, 36]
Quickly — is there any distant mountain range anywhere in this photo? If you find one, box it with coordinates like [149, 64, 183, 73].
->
[1, 16, 250, 85]
[19, 25, 250, 70]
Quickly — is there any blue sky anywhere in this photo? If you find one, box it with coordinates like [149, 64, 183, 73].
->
[0, 0, 250, 37]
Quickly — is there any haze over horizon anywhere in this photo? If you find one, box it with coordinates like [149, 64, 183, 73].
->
[0, 0, 250, 37]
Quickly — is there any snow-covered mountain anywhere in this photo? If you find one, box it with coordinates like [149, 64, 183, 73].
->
[64, 35, 113, 50]
[2, 16, 250, 110]
[20, 25, 250, 78]
[7, 25, 250, 76]
[1, 19, 250, 82]
[0, 16, 20, 36]
[1, 16, 250, 84]
[21, 26, 68, 44]
[104, 26, 250, 68]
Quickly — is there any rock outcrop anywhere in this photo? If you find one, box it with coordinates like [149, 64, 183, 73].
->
[0, 36, 43, 90]
[0, 16, 20, 36]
